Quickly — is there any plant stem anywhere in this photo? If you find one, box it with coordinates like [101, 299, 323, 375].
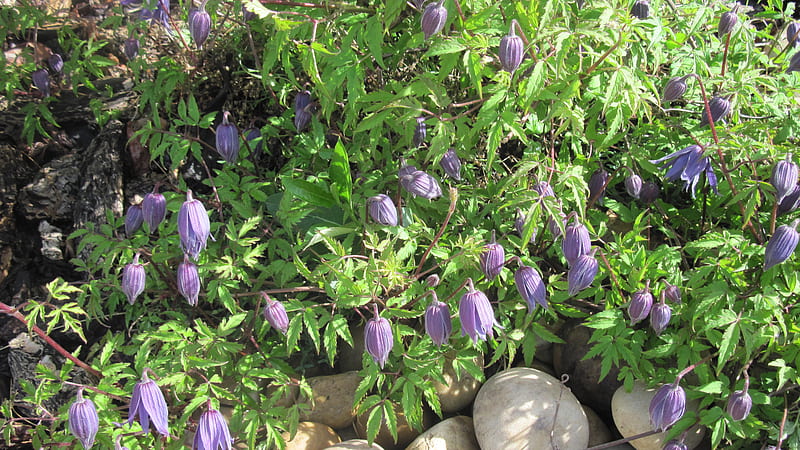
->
[414, 187, 458, 277]
[721, 31, 731, 77]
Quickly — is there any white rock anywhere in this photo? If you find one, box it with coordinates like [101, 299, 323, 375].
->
[283, 421, 341, 449]
[405, 416, 480, 450]
[324, 439, 383, 449]
[473, 367, 589, 450]
[432, 355, 482, 413]
[299, 371, 362, 429]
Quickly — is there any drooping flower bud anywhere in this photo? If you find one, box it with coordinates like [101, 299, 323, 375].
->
[125, 204, 144, 237]
[459, 279, 499, 343]
[567, 249, 598, 296]
[400, 169, 443, 199]
[124, 37, 140, 60]
[650, 299, 671, 335]
[562, 217, 591, 266]
[364, 307, 393, 368]
[49, 54, 64, 74]
[726, 389, 752, 421]
[262, 292, 289, 335]
[533, 181, 555, 198]
[649, 382, 686, 432]
[425, 294, 452, 347]
[662, 75, 688, 102]
[771, 154, 798, 203]
[515, 263, 547, 312]
[788, 22, 800, 48]
[764, 219, 800, 270]
[548, 210, 567, 238]
[778, 185, 800, 215]
[425, 274, 440, 287]
[788, 51, 800, 74]
[122, 253, 146, 304]
[440, 148, 462, 180]
[193, 405, 233, 450]
[142, 186, 166, 232]
[215, 111, 239, 163]
[498, 20, 524, 73]
[294, 90, 313, 132]
[515, 208, 535, 243]
[718, 9, 738, 37]
[32, 68, 50, 97]
[663, 281, 681, 304]
[177, 255, 201, 306]
[129, 370, 170, 437]
[663, 439, 688, 450]
[412, 116, 426, 148]
[244, 127, 263, 156]
[367, 194, 398, 226]
[480, 231, 505, 280]
[69, 389, 99, 449]
[399, 160, 417, 178]
[630, 0, 649, 19]
[588, 169, 609, 205]
[628, 283, 653, 325]
[421, 0, 447, 39]
[699, 95, 732, 127]
[188, 5, 211, 49]
[178, 190, 212, 260]
[639, 181, 660, 204]
[625, 174, 643, 199]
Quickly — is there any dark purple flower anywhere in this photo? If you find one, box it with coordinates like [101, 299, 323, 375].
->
[727, 389, 752, 421]
[125, 204, 144, 237]
[140, 0, 171, 30]
[663, 281, 681, 304]
[567, 250, 598, 296]
[367, 194, 398, 226]
[32, 68, 50, 97]
[364, 308, 393, 368]
[177, 255, 200, 306]
[242, 3, 256, 21]
[244, 127, 263, 156]
[122, 253, 146, 304]
[124, 37, 140, 60]
[764, 219, 800, 270]
[440, 148, 461, 180]
[649, 382, 686, 432]
[480, 231, 505, 280]
[459, 279, 499, 343]
[412, 116, 426, 148]
[778, 185, 800, 215]
[650, 301, 671, 335]
[788, 51, 800, 74]
[425, 296, 452, 347]
[588, 169, 609, 205]
[425, 274, 440, 287]
[498, 20, 524, 73]
[421, 0, 447, 39]
[639, 181, 660, 204]
[629, 285, 653, 325]
[48, 54, 64, 74]
[548, 210, 567, 238]
[400, 169, 442, 199]
[515, 263, 547, 312]
[129, 370, 170, 437]
[718, 9, 738, 36]
[699, 95, 731, 127]
[630, 0, 649, 19]
[216, 111, 239, 163]
[515, 208, 535, 243]
[193, 405, 232, 450]
[69, 389, 99, 449]
[142, 186, 166, 232]
[788, 22, 800, 48]
[178, 190, 212, 260]
[189, 6, 211, 49]
[625, 174, 643, 199]
[772, 154, 798, 203]
[533, 181, 555, 198]
[294, 90, 312, 132]
[262, 292, 289, 335]
[562, 217, 591, 266]
[650, 145, 718, 198]
[663, 439, 688, 450]
[663, 75, 688, 102]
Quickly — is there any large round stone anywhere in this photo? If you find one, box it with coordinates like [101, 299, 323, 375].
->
[473, 367, 589, 450]
[432, 354, 482, 413]
[299, 371, 362, 429]
[405, 416, 480, 450]
[353, 402, 433, 449]
[323, 439, 383, 449]
[282, 421, 341, 449]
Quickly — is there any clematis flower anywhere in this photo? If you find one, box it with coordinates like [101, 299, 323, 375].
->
[459, 279, 500, 343]
[128, 370, 170, 437]
[650, 381, 686, 432]
[261, 292, 289, 335]
[69, 389, 99, 449]
[424, 293, 452, 347]
[650, 145, 718, 198]
[178, 190, 212, 260]
[364, 306, 393, 368]
[193, 404, 233, 450]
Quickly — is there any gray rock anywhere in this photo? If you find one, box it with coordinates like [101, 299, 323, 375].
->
[283, 421, 341, 450]
[299, 371, 362, 429]
[405, 416, 479, 450]
[38, 221, 64, 260]
[19, 153, 81, 221]
[324, 439, 383, 449]
[432, 354, 482, 413]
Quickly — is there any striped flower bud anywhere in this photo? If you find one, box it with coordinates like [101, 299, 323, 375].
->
[425, 274, 440, 287]
[639, 181, 660, 204]
[480, 231, 505, 280]
[122, 253, 146, 304]
[32, 68, 50, 97]
[49, 53, 64, 74]
[178, 190, 212, 260]
[498, 20, 524, 73]
[400, 169, 442, 199]
[440, 148, 462, 180]
[216, 111, 239, 163]
[630, 0, 649, 19]
[124, 37, 140, 60]
[515, 263, 547, 312]
[245, 127, 263, 156]
[625, 174, 643, 199]
[294, 90, 312, 132]
[125, 204, 144, 237]
[129, 370, 170, 437]
[421, 0, 447, 39]
[142, 186, 166, 232]
[515, 208, 535, 243]
[778, 185, 800, 215]
[764, 220, 800, 270]
[425, 295, 452, 346]
[699, 95, 731, 127]
[567, 249, 598, 296]
[562, 217, 591, 266]
[649, 382, 686, 432]
[663, 439, 688, 450]
[364, 307, 393, 368]
[262, 293, 289, 335]
[788, 22, 800, 48]
[367, 194, 398, 226]
[177, 255, 200, 306]
[412, 116, 426, 148]
[548, 211, 567, 238]
[588, 168, 608, 205]
[650, 300, 671, 335]
[533, 181, 555, 198]
[718, 9, 738, 36]
[771, 154, 798, 203]
[663, 76, 688, 102]
[188, 5, 211, 49]
[663, 281, 681, 304]
[194, 405, 233, 450]
[727, 389, 752, 421]
[788, 51, 800, 74]
[459, 279, 499, 343]
[399, 160, 417, 178]
[628, 283, 653, 325]
[69, 389, 99, 449]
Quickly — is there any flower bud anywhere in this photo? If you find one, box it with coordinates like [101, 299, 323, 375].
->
[177, 255, 201, 306]
[639, 181, 660, 204]
[125, 204, 144, 237]
[399, 160, 417, 178]
[788, 51, 800, 74]
[425, 298, 452, 346]
[421, 0, 447, 39]
[242, 3, 256, 21]
[718, 10, 737, 36]
[189, 5, 211, 49]
[567, 250, 598, 296]
[663, 76, 688, 102]
[262, 293, 289, 334]
[699, 95, 731, 127]
[49, 54, 63, 74]
[440, 148, 461, 180]
[778, 184, 800, 215]
[562, 217, 591, 266]
[625, 174, 643, 199]
[533, 181, 555, 198]
[400, 169, 443, 199]
[124, 37, 140, 60]
[588, 169, 608, 205]
[364, 308, 393, 368]
[726, 389, 752, 421]
[294, 90, 313, 132]
[216, 111, 240, 163]
[32, 68, 50, 97]
[630, 0, 649, 19]
[459, 279, 499, 343]
[129, 370, 170, 436]
[650, 301, 671, 335]
[764, 219, 800, 270]
[515, 263, 547, 312]
[649, 382, 686, 432]
[548, 210, 566, 238]
[663, 281, 681, 304]
[480, 231, 505, 280]
[663, 439, 688, 450]
[412, 116, 426, 148]
[245, 127, 263, 156]
[515, 208, 535, 243]
[367, 194, 398, 226]
[425, 274, 440, 287]
[194, 406, 233, 449]
[122, 253, 146, 304]
[178, 190, 211, 260]
[69, 389, 99, 449]
[771, 154, 798, 203]
[628, 285, 653, 325]
[499, 20, 524, 73]
[142, 187, 166, 232]
[788, 22, 800, 48]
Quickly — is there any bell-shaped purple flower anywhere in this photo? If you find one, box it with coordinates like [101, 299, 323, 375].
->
[663, 75, 688, 102]
[440, 148, 461, 180]
[399, 160, 417, 178]
[177, 255, 201, 306]
[480, 231, 505, 280]
[764, 219, 800, 270]
[193, 405, 233, 450]
[69, 389, 99, 449]
[244, 127, 263, 156]
[663, 439, 688, 450]
[294, 90, 312, 132]
[499, 20, 524, 73]
[650, 144, 718, 198]
[421, 0, 447, 39]
[699, 95, 732, 127]
[515, 263, 547, 312]
[425, 295, 452, 347]
[727, 389, 752, 421]
[364, 307, 393, 368]
[788, 51, 800, 74]
[459, 279, 499, 343]
[32, 68, 50, 97]
[567, 249, 598, 296]
[629, 284, 653, 325]
[215, 111, 239, 163]
[515, 208, 535, 243]
[400, 169, 442, 199]
[128, 370, 170, 437]
[630, 0, 649, 19]
[718, 9, 738, 36]
[189, 5, 211, 49]
[412, 116, 426, 148]
[178, 190, 212, 260]
[663, 281, 681, 304]
[788, 22, 800, 48]
[125, 204, 144, 237]
[533, 181, 555, 198]
[588, 169, 609, 205]
[562, 217, 591, 266]
[367, 194, 398, 226]
[142, 187, 166, 232]
[772, 154, 798, 203]
[425, 274, 440, 287]
[49, 54, 64, 74]
[649, 382, 686, 432]
[650, 300, 671, 335]
[639, 181, 660, 204]
[122, 253, 146, 304]
[124, 37, 140, 60]
[625, 174, 642, 199]
[139, 0, 171, 30]
[262, 292, 289, 335]
[548, 210, 567, 238]
[779, 184, 800, 215]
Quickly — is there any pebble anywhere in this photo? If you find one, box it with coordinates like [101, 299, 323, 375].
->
[405, 416, 480, 450]
[299, 371, 362, 429]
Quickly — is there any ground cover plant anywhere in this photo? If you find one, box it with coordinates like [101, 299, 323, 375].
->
[4, 0, 800, 447]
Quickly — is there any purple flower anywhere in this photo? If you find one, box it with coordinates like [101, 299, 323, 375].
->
[125, 204, 144, 237]
[788, 22, 800, 48]
[32, 68, 50, 97]
[128, 370, 170, 437]
[628, 285, 653, 325]
[779, 184, 800, 215]
[788, 51, 800, 74]
[421, 0, 447, 39]
[244, 127, 263, 156]
[727, 389, 752, 421]
[178, 190, 212, 260]
[649, 382, 686, 432]
[140, 0, 171, 30]
[142, 186, 166, 232]
[515, 208, 535, 243]
[262, 293, 289, 335]
[699, 95, 732, 127]
[479, 231, 505, 280]
[124, 37, 140, 60]
[294, 91, 312, 132]
[122, 253, 146, 304]
[215, 111, 239, 164]
[664, 439, 688, 450]
[515, 263, 547, 312]
[425, 274, 440, 287]
[588, 168, 609, 205]
[548, 210, 566, 238]
[440, 148, 461, 180]
[425, 297, 452, 346]
[459, 279, 499, 343]
[764, 220, 800, 270]
[400, 169, 442, 199]
[69, 389, 99, 449]
[630, 0, 649, 19]
[718, 9, 738, 36]
[49, 54, 64, 74]
[498, 20, 524, 73]
[663, 75, 688, 102]
[650, 301, 671, 335]
[772, 154, 798, 203]
[663, 281, 681, 304]
[412, 116, 426, 148]
[364, 308, 393, 368]
[532, 181, 555, 198]
[177, 255, 201, 306]
[193, 405, 233, 450]
[639, 181, 660, 204]
[625, 174, 642, 199]
[399, 161, 418, 178]
[367, 194, 398, 226]
[650, 145, 718, 198]
[189, 5, 211, 49]
[562, 217, 591, 266]
[567, 250, 598, 296]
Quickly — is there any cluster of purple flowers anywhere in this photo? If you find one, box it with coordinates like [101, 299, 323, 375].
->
[627, 280, 681, 335]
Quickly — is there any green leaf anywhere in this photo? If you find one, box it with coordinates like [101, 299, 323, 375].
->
[330, 140, 353, 204]
[716, 322, 739, 374]
[282, 177, 335, 208]
[366, 401, 384, 444]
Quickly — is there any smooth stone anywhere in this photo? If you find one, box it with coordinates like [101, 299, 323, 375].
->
[432, 354, 483, 413]
[283, 421, 341, 449]
[584, 405, 612, 446]
[405, 416, 480, 450]
[324, 439, 384, 449]
[354, 403, 433, 449]
[533, 320, 564, 366]
[337, 325, 365, 372]
[299, 371, 362, 429]
[611, 381, 705, 450]
[473, 367, 589, 450]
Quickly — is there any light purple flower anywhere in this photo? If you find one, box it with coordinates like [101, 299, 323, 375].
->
[364, 308, 393, 368]
[142, 186, 166, 232]
[650, 145, 718, 198]
[193, 405, 233, 450]
[189, 5, 211, 49]
[629, 285, 653, 325]
[122, 253, 146, 304]
[421, 0, 447, 39]
[459, 279, 499, 343]
[479, 231, 505, 280]
[215, 111, 239, 163]
[125, 204, 143, 237]
[262, 293, 289, 335]
[178, 190, 211, 260]
[727, 389, 752, 421]
[425, 297, 452, 347]
[439, 148, 461, 180]
[567, 250, 598, 296]
[764, 219, 800, 270]
[562, 217, 591, 266]
[649, 382, 686, 432]
[128, 370, 170, 437]
[400, 169, 442, 199]
[367, 194, 398, 226]
[177, 255, 201, 306]
[515, 263, 547, 312]
[498, 20, 524, 73]
[69, 389, 99, 449]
